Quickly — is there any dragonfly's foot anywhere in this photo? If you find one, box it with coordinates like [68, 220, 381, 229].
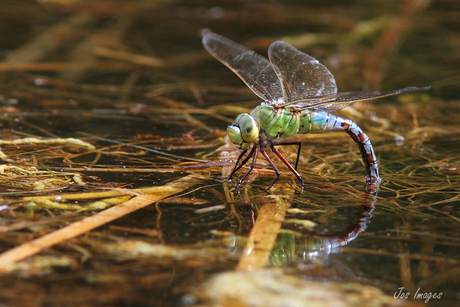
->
[298, 177, 305, 192]
[232, 186, 242, 197]
[266, 173, 281, 190]
[235, 178, 244, 189]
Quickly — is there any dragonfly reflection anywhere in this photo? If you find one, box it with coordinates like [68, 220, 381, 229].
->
[202, 31, 429, 190]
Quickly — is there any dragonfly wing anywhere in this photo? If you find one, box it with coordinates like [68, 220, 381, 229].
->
[268, 41, 337, 102]
[290, 86, 431, 112]
[202, 31, 283, 103]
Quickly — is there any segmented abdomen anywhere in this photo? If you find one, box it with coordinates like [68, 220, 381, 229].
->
[251, 105, 379, 181]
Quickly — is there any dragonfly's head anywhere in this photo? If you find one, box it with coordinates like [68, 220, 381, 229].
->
[227, 113, 259, 150]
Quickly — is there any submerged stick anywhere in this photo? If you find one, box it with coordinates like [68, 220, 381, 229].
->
[237, 185, 295, 270]
[0, 174, 205, 267]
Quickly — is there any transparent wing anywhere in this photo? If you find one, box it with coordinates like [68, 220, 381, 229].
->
[268, 41, 337, 102]
[288, 86, 431, 112]
[202, 31, 283, 103]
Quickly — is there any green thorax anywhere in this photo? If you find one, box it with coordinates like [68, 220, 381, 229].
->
[251, 103, 329, 139]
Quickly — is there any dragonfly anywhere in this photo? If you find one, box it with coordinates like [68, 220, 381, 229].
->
[202, 31, 429, 190]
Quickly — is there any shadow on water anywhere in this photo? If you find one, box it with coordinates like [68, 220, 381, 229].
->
[0, 0, 459, 306]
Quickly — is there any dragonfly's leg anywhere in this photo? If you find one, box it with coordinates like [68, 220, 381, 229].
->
[260, 147, 280, 190]
[227, 149, 247, 180]
[271, 145, 305, 189]
[233, 146, 256, 175]
[228, 147, 252, 180]
[235, 147, 259, 188]
[273, 141, 302, 170]
[326, 115, 381, 185]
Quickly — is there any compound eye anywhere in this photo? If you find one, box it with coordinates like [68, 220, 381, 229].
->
[227, 125, 243, 148]
[231, 113, 245, 126]
[239, 115, 258, 143]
